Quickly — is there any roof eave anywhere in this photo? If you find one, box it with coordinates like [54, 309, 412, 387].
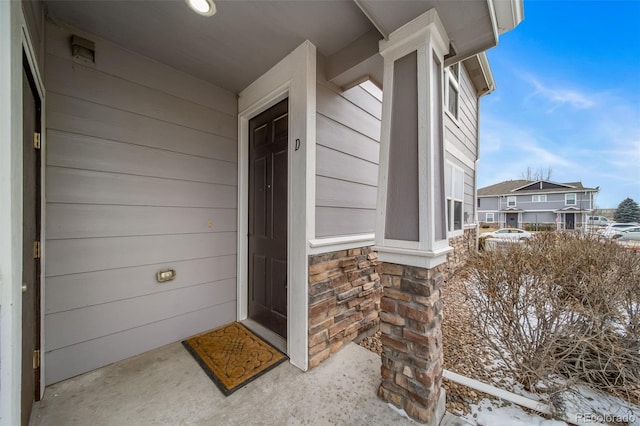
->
[462, 52, 495, 97]
[489, 0, 525, 36]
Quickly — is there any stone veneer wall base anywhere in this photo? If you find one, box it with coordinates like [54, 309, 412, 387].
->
[307, 246, 382, 369]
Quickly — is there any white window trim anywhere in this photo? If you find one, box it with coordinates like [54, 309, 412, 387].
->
[445, 161, 465, 236]
[486, 212, 495, 223]
[532, 194, 547, 202]
[237, 41, 316, 372]
[507, 196, 517, 208]
[444, 63, 460, 123]
[565, 193, 577, 206]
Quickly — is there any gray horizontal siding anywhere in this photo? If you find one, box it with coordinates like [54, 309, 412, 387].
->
[45, 255, 236, 314]
[46, 278, 236, 351]
[479, 197, 499, 210]
[48, 94, 237, 162]
[316, 176, 377, 210]
[47, 129, 236, 185]
[46, 54, 236, 139]
[445, 64, 478, 165]
[47, 205, 236, 239]
[47, 167, 237, 208]
[315, 82, 381, 238]
[522, 212, 557, 223]
[498, 191, 592, 210]
[46, 232, 237, 277]
[445, 63, 479, 226]
[316, 207, 377, 237]
[45, 301, 236, 385]
[316, 145, 378, 186]
[44, 21, 238, 384]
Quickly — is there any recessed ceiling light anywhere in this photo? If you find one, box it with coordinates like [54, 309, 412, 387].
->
[186, 0, 216, 17]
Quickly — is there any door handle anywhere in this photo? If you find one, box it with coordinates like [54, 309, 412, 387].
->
[22, 283, 28, 293]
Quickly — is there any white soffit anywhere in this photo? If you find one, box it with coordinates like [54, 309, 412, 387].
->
[43, 0, 374, 93]
[356, 0, 496, 63]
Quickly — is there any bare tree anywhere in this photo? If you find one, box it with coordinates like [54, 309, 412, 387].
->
[521, 166, 553, 181]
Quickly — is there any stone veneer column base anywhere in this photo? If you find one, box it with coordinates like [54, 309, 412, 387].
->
[377, 262, 445, 425]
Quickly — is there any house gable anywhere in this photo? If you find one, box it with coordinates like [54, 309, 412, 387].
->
[512, 180, 575, 192]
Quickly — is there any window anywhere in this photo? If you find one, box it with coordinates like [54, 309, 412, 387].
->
[565, 193, 577, 205]
[507, 196, 516, 207]
[445, 163, 464, 232]
[532, 194, 547, 202]
[486, 213, 495, 223]
[445, 63, 460, 119]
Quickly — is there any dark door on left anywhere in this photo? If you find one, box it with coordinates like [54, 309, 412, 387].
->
[248, 99, 288, 338]
[22, 55, 42, 426]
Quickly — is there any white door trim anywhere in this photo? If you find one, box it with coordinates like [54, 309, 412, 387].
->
[237, 41, 316, 371]
[1, 3, 46, 424]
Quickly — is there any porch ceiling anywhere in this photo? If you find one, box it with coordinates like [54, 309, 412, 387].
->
[44, 0, 375, 93]
[43, 0, 505, 93]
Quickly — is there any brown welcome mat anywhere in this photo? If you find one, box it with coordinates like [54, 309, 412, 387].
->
[182, 322, 287, 396]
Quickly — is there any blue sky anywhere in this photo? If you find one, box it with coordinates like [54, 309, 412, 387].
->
[479, 0, 640, 208]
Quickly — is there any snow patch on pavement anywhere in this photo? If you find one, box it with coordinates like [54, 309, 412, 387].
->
[463, 399, 568, 426]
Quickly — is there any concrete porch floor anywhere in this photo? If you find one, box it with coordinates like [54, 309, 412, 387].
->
[30, 341, 467, 426]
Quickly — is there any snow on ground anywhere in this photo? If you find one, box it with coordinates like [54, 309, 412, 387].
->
[463, 399, 568, 426]
[552, 384, 640, 426]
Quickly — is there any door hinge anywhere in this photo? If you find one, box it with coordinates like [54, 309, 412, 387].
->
[33, 241, 41, 259]
[34, 132, 41, 150]
[33, 350, 40, 369]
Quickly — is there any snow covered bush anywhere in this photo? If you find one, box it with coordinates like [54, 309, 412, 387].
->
[462, 233, 640, 404]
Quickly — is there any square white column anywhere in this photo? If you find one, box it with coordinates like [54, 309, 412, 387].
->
[374, 9, 453, 269]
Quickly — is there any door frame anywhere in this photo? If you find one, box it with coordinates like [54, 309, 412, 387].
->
[21, 49, 43, 425]
[506, 212, 518, 228]
[0, 3, 46, 424]
[237, 41, 316, 371]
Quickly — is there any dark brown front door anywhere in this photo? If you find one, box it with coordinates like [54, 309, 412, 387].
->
[248, 99, 288, 338]
[506, 213, 518, 228]
[22, 56, 42, 426]
[565, 213, 575, 230]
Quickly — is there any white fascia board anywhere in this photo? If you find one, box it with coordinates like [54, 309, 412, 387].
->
[490, 0, 525, 35]
[477, 52, 496, 96]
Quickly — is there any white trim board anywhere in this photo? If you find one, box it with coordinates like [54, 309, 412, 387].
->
[308, 233, 375, 255]
[237, 41, 316, 372]
[1, 3, 47, 424]
[445, 142, 475, 169]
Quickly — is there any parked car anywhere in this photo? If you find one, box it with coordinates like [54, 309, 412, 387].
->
[619, 226, 640, 241]
[602, 223, 639, 238]
[482, 228, 534, 240]
[587, 216, 611, 226]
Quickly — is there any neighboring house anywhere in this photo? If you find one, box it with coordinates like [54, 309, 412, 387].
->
[478, 180, 599, 230]
[1, 1, 523, 424]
